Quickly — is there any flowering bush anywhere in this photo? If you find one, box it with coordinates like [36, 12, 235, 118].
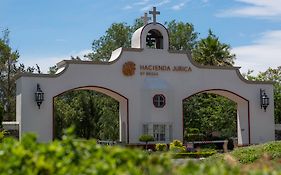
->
[155, 143, 167, 151]
[169, 140, 186, 153]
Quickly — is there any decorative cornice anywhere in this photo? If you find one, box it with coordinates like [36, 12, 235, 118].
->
[57, 48, 143, 68]
[16, 47, 273, 85]
[16, 48, 143, 79]
[168, 49, 274, 85]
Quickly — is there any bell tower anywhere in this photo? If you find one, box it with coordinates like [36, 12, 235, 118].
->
[131, 7, 169, 50]
[146, 29, 164, 49]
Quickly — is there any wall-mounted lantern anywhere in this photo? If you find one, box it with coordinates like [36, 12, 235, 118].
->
[260, 89, 269, 112]
[35, 84, 44, 109]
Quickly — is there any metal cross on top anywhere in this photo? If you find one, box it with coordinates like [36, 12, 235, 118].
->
[141, 13, 151, 25]
[149, 7, 160, 25]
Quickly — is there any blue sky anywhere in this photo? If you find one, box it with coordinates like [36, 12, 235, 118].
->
[0, 0, 280, 73]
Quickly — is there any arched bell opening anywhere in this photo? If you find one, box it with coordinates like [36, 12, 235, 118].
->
[146, 29, 163, 49]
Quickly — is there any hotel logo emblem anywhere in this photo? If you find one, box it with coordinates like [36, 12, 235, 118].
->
[122, 61, 136, 76]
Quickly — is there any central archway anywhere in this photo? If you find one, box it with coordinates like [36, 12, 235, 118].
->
[52, 86, 129, 143]
[182, 89, 250, 146]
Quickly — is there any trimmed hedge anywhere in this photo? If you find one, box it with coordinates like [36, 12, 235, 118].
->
[173, 151, 216, 159]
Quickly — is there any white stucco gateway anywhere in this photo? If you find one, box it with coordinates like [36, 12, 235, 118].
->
[16, 13, 275, 146]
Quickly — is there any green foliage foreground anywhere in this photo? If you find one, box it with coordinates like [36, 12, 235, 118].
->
[0, 133, 171, 175]
[0, 133, 281, 175]
[206, 141, 281, 164]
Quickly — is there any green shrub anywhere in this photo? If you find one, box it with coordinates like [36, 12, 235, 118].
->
[139, 134, 154, 143]
[170, 140, 183, 147]
[177, 161, 241, 175]
[184, 128, 205, 141]
[155, 143, 167, 151]
[0, 133, 172, 175]
[0, 130, 6, 142]
[170, 140, 185, 153]
[262, 141, 281, 159]
[173, 151, 216, 159]
[0, 132, 280, 174]
[139, 134, 154, 150]
[206, 141, 281, 164]
[231, 146, 259, 164]
[0, 103, 3, 128]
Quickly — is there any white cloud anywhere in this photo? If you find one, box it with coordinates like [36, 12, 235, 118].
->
[141, 0, 171, 11]
[233, 30, 281, 74]
[157, 0, 170, 6]
[172, 2, 186, 11]
[123, 0, 170, 12]
[20, 49, 92, 73]
[217, 0, 281, 19]
[140, 5, 152, 11]
[134, 0, 150, 6]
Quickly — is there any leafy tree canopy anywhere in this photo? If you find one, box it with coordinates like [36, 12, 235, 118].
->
[85, 19, 199, 62]
[192, 30, 235, 66]
[0, 29, 41, 121]
[184, 93, 237, 139]
[54, 90, 119, 140]
[85, 19, 143, 61]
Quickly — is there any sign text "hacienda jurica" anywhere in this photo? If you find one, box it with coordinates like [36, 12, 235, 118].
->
[140, 64, 192, 76]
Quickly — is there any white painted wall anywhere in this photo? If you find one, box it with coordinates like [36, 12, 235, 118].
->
[16, 23, 275, 145]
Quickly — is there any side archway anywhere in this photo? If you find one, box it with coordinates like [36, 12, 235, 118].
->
[52, 86, 129, 143]
[182, 89, 250, 146]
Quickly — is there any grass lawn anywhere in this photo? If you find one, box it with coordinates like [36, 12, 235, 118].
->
[203, 141, 281, 172]
[205, 141, 281, 164]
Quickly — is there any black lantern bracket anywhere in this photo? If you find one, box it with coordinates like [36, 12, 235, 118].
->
[260, 89, 269, 112]
[35, 84, 44, 109]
